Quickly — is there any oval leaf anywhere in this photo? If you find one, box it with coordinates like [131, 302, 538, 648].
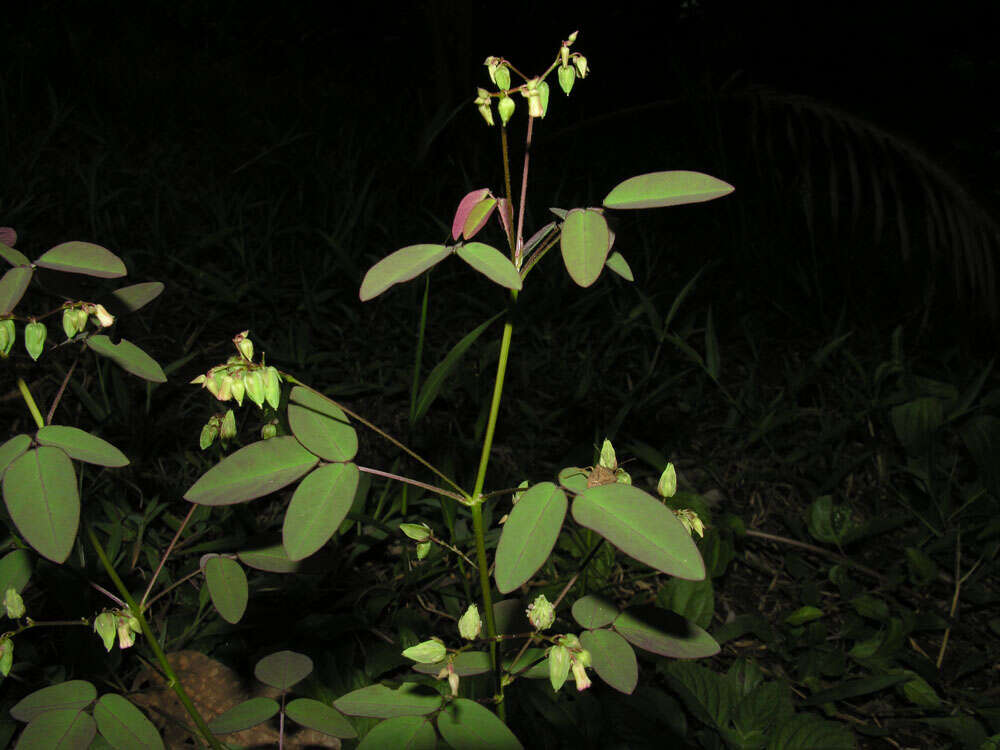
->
[93, 693, 164, 750]
[237, 543, 300, 573]
[360, 244, 451, 301]
[334, 683, 443, 719]
[613, 606, 720, 659]
[412, 651, 491, 677]
[37, 425, 128, 467]
[204, 556, 248, 624]
[283, 462, 359, 561]
[357, 716, 435, 750]
[288, 387, 357, 462]
[0, 240, 29, 267]
[572, 484, 705, 580]
[16, 709, 96, 749]
[86, 335, 167, 383]
[603, 171, 734, 210]
[0, 434, 31, 476]
[462, 197, 497, 240]
[34, 241, 126, 278]
[560, 208, 610, 288]
[494, 482, 567, 594]
[254, 650, 313, 691]
[3, 447, 80, 563]
[0, 266, 33, 314]
[456, 242, 522, 290]
[184, 437, 318, 506]
[580, 629, 638, 695]
[571, 595, 618, 630]
[451, 189, 491, 241]
[0, 549, 32, 595]
[109, 282, 164, 313]
[286, 698, 357, 739]
[605, 251, 634, 281]
[11, 680, 97, 721]
[207, 697, 279, 735]
[436, 698, 523, 750]
[557, 466, 588, 495]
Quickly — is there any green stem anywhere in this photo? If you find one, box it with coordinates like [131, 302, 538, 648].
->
[17, 378, 45, 430]
[86, 525, 222, 749]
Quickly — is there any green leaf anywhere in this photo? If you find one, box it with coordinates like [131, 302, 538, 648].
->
[919, 717, 987, 749]
[580, 629, 638, 695]
[360, 244, 452, 301]
[614, 606, 719, 659]
[785, 606, 824, 626]
[605, 251, 634, 281]
[801, 674, 910, 706]
[334, 683, 443, 719]
[657, 577, 715, 630]
[288, 387, 358, 462]
[851, 594, 889, 621]
[285, 698, 357, 739]
[662, 661, 739, 730]
[413, 311, 502, 424]
[732, 681, 794, 738]
[109, 282, 164, 312]
[456, 242, 522, 290]
[204, 556, 248, 624]
[16, 709, 96, 748]
[184, 437, 318, 506]
[34, 241, 126, 278]
[766, 713, 855, 750]
[36, 425, 128, 467]
[283, 462, 359, 560]
[572, 484, 705, 580]
[357, 716, 436, 749]
[237, 543, 300, 573]
[412, 651, 491, 677]
[0, 434, 31, 476]
[0, 241, 29, 267]
[560, 208, 610, 288]
[10, 680, 97, 721]
[436, 698, 523, 750]
[806, 496, 857, 544]
[603, 171, 734, 210]
[891, 396, 943, 452]
[571, 595, 618, 630]
[207, 697, 279, 734]
[0, 550, 32, 595]
[3, 447, 80, 563]
[494, 482, 567, 594]
[0, 266, 33, 314]
[254, 650, 313, 691]
[557, 466, 588, 494]
[86, 336, 167, 383]
[893, 669, 941, 708]
[92, 693, 164, 750]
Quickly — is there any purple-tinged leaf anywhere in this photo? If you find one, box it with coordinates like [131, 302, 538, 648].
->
[451, 189, 491, 240]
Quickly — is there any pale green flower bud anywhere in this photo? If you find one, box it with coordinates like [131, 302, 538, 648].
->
[264, 366, 282, 409]
[599, 439, 617, 470]
[498, 94, 515, 126]
[448, 665, 460, 696]
[484, 56, 500, 83]
[402, 638, 447, 664]
[400, 523, 431, 542]
[574, 55, 588, 78]
[494, 64, 510, 91]
[560, 44, 569, 68]
[229, 371, 245, 406]
[571, 656, 591, 691]
[548, 644, 570, 692]
[478, 102, 494, 126]
[616, 469, 631, 485]
[0, 637, 12, 677]
[220, 409, 237, 441]
[674, 508, 705, 538]
[658, 463, 677, 498]
[0, 318, 14, 357]
[63, 307, 80, 339]
[566, 30, 578, 45]
[526, 594, 556, 631]
[117, 614, 141, 649]
[234, 330, 253, 361]
[558, 65, 575, 96]
[537, 80, 550, 118]
[458, 605, 481, 641]
[416, 541, 431, 560]
[199, 417, 220, 450]
[4, 588, 25, 619]
[94, 612, 116, 651]
[245, 369, 265, 408]
[559, 633, 582, 651]
[260, 420, 278, 440]
[24, 321, 46, 361]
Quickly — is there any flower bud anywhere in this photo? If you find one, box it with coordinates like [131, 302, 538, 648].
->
[458, 605, 481, 641]
[199, 417, 220, 450]
[558, 65, 576, 96]
[537, 81, 550, 118]
[0, 637, 12, 677]
[484, 56, 500, 83]
[234, 330, 253, 361]
[599, 439, 617, 470]
[448, 665, 460, 696]
[674, 508, 705, 538]
[92, 303, 115, 328]
[498, 94, 515, 126]
[416, 541, 431, 560]
[245, 369, 265, 408]
[0, 318, 14, 357]
[4, 588, 25, 619]
[657, 463, 677, 498]
[574, 55, 588, 79]
[63, 307, 81, 339]
[494, 64, 510, 91]
[220, 409, 237, 441]
[615, 469, 631, 485]
[261, 420, 278, 440]
[94, 612, 116, 651]
[400, 523, 432, 542]
[229, 371, 245, 406]
[526, 594, 556, 631]
[117, 614, 141, 649]
[571, 656, 592, 691]
[566, 31, 578, 45]
[561, 44, 569, 68]
[264, 366, 282, 409]
[24, 321, 46, 361]
[402, 638, 447, 664]
[548, 644, 570, 692]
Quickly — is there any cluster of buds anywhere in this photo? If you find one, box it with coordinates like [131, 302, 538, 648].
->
[548, 633, 592, 692]
[400, 522, 433, 560]
[526, 594, 556, 631]
[62, 301, 114, 339]
[673, 508, 705, 538]
[199, 409, 237, 450]
[191, 332, 282, 411]
[587, 438, 632, 488]
[557, 30, 588, 96]
[93, 609, 141, 651]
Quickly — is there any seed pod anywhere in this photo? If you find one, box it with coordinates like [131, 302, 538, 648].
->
[498, 94, 515, 125]
[24, 321, 46, 361]
[558, 65, 576, 96]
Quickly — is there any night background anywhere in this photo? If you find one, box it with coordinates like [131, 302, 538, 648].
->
[1, 2, 998, 748]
